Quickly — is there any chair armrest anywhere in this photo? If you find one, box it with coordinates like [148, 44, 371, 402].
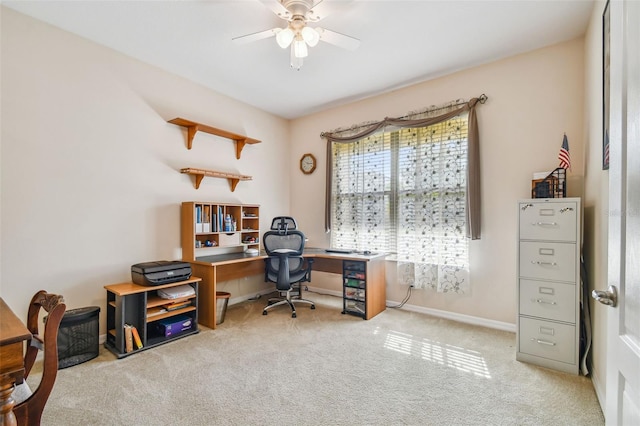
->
[268, 251, 298, 289]
[304, 258, 314, 282]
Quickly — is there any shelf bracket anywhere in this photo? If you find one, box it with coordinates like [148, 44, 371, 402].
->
[194, 174, 205, 189]
[187, 125, 198, 150]
[235, 139, 246, 160]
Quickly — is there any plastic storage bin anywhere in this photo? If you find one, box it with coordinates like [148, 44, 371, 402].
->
[216, 292, 230, 325]
[57, 306, 100, 369]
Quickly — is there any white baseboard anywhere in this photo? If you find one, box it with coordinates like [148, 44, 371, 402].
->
[97, 288, 515, 345]
[306, 286, 516, 333]
[306, 286, 342, 298]
[228, 288, 275, 306]
[398, 303, 516, 333]
[590, 365, 606, 416]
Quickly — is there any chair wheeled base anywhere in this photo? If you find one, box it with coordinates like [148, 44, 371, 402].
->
[263, 287, 315, 318]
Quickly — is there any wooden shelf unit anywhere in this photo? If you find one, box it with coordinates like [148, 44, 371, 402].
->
[104, 277, 201, 358]
[180, 167, 252, 192]
[181, 202, 260, 261]
[168, 117, 261, 159]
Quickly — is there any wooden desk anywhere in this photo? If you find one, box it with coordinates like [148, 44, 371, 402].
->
[189, 249, 386, 328]
[0, 298, 31, 426]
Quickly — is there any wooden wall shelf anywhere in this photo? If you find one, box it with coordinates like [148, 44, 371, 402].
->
[180, 168, 252, 192]
[168, 117, 261, 159]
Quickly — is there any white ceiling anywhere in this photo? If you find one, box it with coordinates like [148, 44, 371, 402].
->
[3, 0, 595, 119]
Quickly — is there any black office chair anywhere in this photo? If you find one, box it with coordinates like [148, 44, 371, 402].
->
[262, 217, 315, 318]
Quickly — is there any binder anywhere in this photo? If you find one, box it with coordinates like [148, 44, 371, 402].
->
[124, 324, 134, 353]
[131, 325, 143, 350]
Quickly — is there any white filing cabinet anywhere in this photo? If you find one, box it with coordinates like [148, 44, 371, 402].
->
[517, 198, 581, 374]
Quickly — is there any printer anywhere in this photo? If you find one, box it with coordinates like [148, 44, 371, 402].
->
[131, 261, 192, 286]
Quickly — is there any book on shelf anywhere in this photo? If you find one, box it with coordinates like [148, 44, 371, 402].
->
[203, 205, 211, 232]
[130, 325, 143, 350]
[164, 300, 192, 311]
[197, 204, 215, 232]
[124, 324, 134, 353]
[147, 307, 168, 317]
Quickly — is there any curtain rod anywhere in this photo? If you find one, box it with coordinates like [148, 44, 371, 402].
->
[321, 94, 488, 137]
[397, 93, 487, 120]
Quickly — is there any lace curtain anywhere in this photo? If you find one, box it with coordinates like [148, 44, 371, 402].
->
[395, 119, 469, 292]
[329, 132, 391, 251]
[322, 96, 485, 293]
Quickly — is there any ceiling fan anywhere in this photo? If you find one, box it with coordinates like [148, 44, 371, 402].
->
[232, 0, 360, 70]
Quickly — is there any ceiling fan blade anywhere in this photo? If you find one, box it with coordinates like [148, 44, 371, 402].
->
[307, 0, 329, 22]
[259, 0, 292, 21]
[232, 28, 280, 44]
[316, 28, 360, 51]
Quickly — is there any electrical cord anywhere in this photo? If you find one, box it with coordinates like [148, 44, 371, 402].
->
[386, 285, 413, 309]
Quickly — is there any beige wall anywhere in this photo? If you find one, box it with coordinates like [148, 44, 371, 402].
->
[0, 8, 288, 326]
[2, 5, 604, 361]
[290, 38, 586, 326]
[0, 5, 612, 409]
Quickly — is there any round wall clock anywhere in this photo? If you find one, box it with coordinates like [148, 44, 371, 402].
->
[300, 153, 317, 174]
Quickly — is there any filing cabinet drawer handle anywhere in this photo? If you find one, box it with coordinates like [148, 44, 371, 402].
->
[531, 222, 558, 226]
[531, 261, 557, 266]
[535, 299, 557, 305]
[531, 338, 556, 346]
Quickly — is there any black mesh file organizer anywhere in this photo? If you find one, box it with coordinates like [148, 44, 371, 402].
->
[531, 168, 566, 198]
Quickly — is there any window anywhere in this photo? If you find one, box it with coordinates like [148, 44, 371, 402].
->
[330, 116, 470, 292]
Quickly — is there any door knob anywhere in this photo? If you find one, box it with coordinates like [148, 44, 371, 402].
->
[591, 285, 618, 307]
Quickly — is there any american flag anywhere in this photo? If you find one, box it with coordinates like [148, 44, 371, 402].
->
[558, 134, 571, 170]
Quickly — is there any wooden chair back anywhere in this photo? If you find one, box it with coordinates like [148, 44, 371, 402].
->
[13, 290, 66, 426]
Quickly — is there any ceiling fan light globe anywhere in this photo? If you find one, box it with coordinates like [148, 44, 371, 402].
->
[276, 27, 294, 48]
[290, 47, 304, 70]
[301, 26, 320, 47]
[293, 39, 308, 58]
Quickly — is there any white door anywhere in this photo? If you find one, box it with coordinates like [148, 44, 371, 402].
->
[596, 1, 640, 424]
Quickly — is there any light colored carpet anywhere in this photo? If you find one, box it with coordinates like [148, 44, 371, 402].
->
[32, 293, 603, 425]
